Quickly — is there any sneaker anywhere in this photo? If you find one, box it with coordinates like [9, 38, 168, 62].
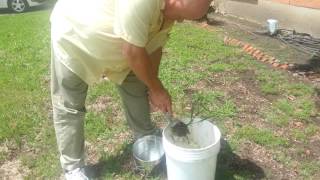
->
[65, 168, 89, 180]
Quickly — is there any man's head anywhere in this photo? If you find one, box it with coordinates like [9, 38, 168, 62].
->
[164, 0, 211, 21]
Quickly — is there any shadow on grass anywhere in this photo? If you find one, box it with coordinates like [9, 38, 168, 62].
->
[84, 142, 134, 179]
[290, 56, 320, 73]
[216, 139, 266, 180]
[85, 143, 166, 179]
[85, 142, 166, 179]
[84, 138, 265, 179]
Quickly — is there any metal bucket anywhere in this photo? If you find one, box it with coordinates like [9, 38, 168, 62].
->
[267, 19, 279, 35]
[132, 135, 164, 173]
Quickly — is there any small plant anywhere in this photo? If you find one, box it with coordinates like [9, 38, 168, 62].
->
[271, 98, 315, 122]
[209, 63, 230, 73]
[235, 125, 288, 147]
[300, 160, 320, 177]
[286, 83, 314, 97]
[186, 91, 237, 120]
[257, 69, 285, 95]
[265, 112, 290, 127]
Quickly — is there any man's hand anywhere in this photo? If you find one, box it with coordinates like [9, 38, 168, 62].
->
[148, 84, 172, 114]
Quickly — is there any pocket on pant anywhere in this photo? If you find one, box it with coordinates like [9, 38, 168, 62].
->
[52, 95, 86, 115]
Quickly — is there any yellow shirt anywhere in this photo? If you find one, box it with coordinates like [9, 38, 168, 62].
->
[50, 0, 174, 85]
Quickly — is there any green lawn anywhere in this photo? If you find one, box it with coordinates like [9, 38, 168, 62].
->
[0, 9, 319, 179]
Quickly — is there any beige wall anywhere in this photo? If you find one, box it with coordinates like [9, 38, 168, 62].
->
[216, 0, 320, 38]
[271, 0, 320, 9]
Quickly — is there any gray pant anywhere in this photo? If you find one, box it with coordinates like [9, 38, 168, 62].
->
[51, 52, 156, 171]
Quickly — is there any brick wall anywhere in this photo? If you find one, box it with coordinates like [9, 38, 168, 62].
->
[272, 0, 320, 9]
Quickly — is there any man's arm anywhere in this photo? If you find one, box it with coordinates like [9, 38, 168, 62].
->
[122, 42, 172, 114]
[150, 48, 162, 76]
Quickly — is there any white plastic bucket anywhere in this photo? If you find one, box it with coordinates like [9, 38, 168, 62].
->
[267, 19, 278, 35]
[163, 120, 221, 180]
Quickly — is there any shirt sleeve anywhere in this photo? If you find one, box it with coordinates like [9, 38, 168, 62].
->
[146, 23, 174, 54]
[114, 0, 157, 47]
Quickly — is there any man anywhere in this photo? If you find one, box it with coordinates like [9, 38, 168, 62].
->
[50, 0, 210, 179]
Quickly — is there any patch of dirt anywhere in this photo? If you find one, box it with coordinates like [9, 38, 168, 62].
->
[87, 95, 124, 126]
[88, 131, 133, 162]
[309, 135, 320, 161]
[230, 71, 270, 108]
[82, 130, 140, 179]
[274, 118, 320, 164]
[101, 131, 132, 156]
[0, 159, 30, 180]
[87, 96, 114, 113]
[0, 141, 21, 166]
[314, 88, 320, 109]
[85, 141, 102, 166]
[208, 70, 271, 125]
[239, 141, 298, 179]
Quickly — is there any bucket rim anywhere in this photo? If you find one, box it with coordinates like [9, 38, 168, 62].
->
[267, 19, 278, 22]
[162, 120, 221, 152]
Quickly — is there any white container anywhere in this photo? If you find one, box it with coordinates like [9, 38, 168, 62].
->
[267, 19, 279, 35]
[163, 119, 221, 180]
